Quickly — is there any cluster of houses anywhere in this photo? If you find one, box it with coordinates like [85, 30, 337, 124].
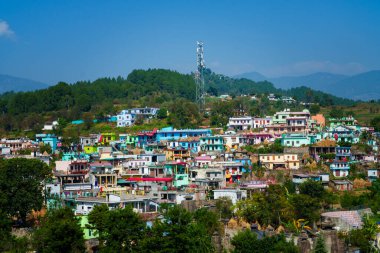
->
[1, 107, 379, 244]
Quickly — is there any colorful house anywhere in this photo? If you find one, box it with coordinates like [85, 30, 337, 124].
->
[239, 133, 274, 145]
[200, 136, 225, 152]
[330, 147, 352, 177]
[119, 134, 138, 147]
[156, 127, 212, 142]
[36, 133, 58, 153]
[328, 116, 357, 128]
[281, 133, 311, 147]
[259, 154, 300, 170]
[166, 138, 200, 154]
[325, 126, 359, 144]
[99, 133, 117, 146]
[84, 146, 98, 154]
[224, 162, 245, 184]
[79, 215, 97, 240]
[165, 147, 192, 161]
[164, 162, 189, 188]
[137, 128, 158, 147]
[272, 109, 310, 124]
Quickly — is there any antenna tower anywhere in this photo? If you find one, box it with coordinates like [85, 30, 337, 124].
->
[195, 41, 205, 112]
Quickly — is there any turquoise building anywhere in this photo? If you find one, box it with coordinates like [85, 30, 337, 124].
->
[200, 136, 225, 152]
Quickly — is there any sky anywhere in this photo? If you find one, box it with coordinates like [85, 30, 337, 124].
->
[1, 0, 380, 85]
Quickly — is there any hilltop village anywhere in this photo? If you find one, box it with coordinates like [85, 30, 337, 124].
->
[2, 99, 380, 252]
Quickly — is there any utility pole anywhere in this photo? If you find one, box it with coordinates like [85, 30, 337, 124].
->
[195, 41, 205, 112]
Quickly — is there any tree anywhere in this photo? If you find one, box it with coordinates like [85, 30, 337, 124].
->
[370, 116, 380, 132]
[291, 194, 321, 225]
[299, 180, 325, 200]
[0, 210, 12, 252]
[329, 107, 344, 118]
[310, 104, 320, 114]
[140, 205, 214, 253]
[157, 108, 168, 119]
[88, 204, 146, 252]
[193, 207, 221, 236]
[231, 230, 299, 253]
[33, 207, 85, 253]
[82, 111, 94, 130]
[231, 229, 257, 253]
[0, 158, 51, 223]
[167, 99, 200, 128]
[39, 143, 52, 154]
[314, 234, 327, 253]
[215, 197, 233, 220]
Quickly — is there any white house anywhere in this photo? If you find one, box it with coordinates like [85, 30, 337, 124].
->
[228, 116, 253, 130]
[42, 121, 59, 131]
[213, 189, 247, 204]
[253, 117, 272, 129]
[116, 107, 159, 127]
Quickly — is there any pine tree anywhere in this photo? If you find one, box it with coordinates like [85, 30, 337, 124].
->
[314, 234, 328, 253]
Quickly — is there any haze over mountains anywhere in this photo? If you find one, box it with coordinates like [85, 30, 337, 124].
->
[0, 75, 49, 93]
[235, 71, 380, 101]
[1, 69, 380, 102]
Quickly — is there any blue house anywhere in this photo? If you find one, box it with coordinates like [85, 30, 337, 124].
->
[156, 127, 211, 142]
[330, 147, 352, 177]
[36, 134, 58, 153]
[167, 139, 200, 153]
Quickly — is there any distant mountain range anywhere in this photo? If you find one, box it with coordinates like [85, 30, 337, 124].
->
[0, 74, 49, 94]
[235, 70, 380, 101]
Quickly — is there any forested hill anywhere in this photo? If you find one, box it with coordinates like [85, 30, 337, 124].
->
[0, 68, 354, 132]
[203, 69, 354, 106]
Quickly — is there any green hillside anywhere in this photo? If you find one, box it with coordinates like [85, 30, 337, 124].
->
[0, 68, 360, 133]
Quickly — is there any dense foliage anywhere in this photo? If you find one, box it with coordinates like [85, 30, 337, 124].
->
[0, 68, 358, 133]
[88, 204, 146, 252]
[231, 229, 299, 253]
[33, 207, 85, 253]
[0, 158, 51, 222]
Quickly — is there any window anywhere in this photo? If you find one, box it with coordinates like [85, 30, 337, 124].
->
[294, 163, 296, 166]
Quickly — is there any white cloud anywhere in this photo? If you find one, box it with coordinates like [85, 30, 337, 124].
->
[0, 20, 14, 38]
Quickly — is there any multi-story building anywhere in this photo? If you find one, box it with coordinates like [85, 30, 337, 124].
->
[116, 107, 159, 127]
[228, 116, 254, 130]
[330, 147, 352, 177]
[253, 117, 272, 129]
[239, 133, 274, 145]
[156, 127, 212, 142]
[259, 154, 300, 170]
[200, 136, 225, 152]
[281, 133, 313, 147]
[272, 109, 310, 125]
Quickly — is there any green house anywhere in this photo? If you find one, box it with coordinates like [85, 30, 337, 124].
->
[84, 146, 98, 154]
[200, 136, 225, 152]
[164, 162, 189, 188]
[281, 134, 311, 147]
[79, 215, 97, 240]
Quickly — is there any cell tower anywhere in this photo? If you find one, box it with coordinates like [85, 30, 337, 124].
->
[195, 41, 205, 112]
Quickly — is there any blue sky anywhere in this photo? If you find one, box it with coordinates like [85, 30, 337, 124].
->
[1, 0, 380, 84]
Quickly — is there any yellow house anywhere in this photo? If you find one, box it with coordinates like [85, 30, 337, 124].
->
[259, 153, 300, 170]
[165, 148, 191, 161]
[84, 146, 98, 154]
[100, 133, 117, 146]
